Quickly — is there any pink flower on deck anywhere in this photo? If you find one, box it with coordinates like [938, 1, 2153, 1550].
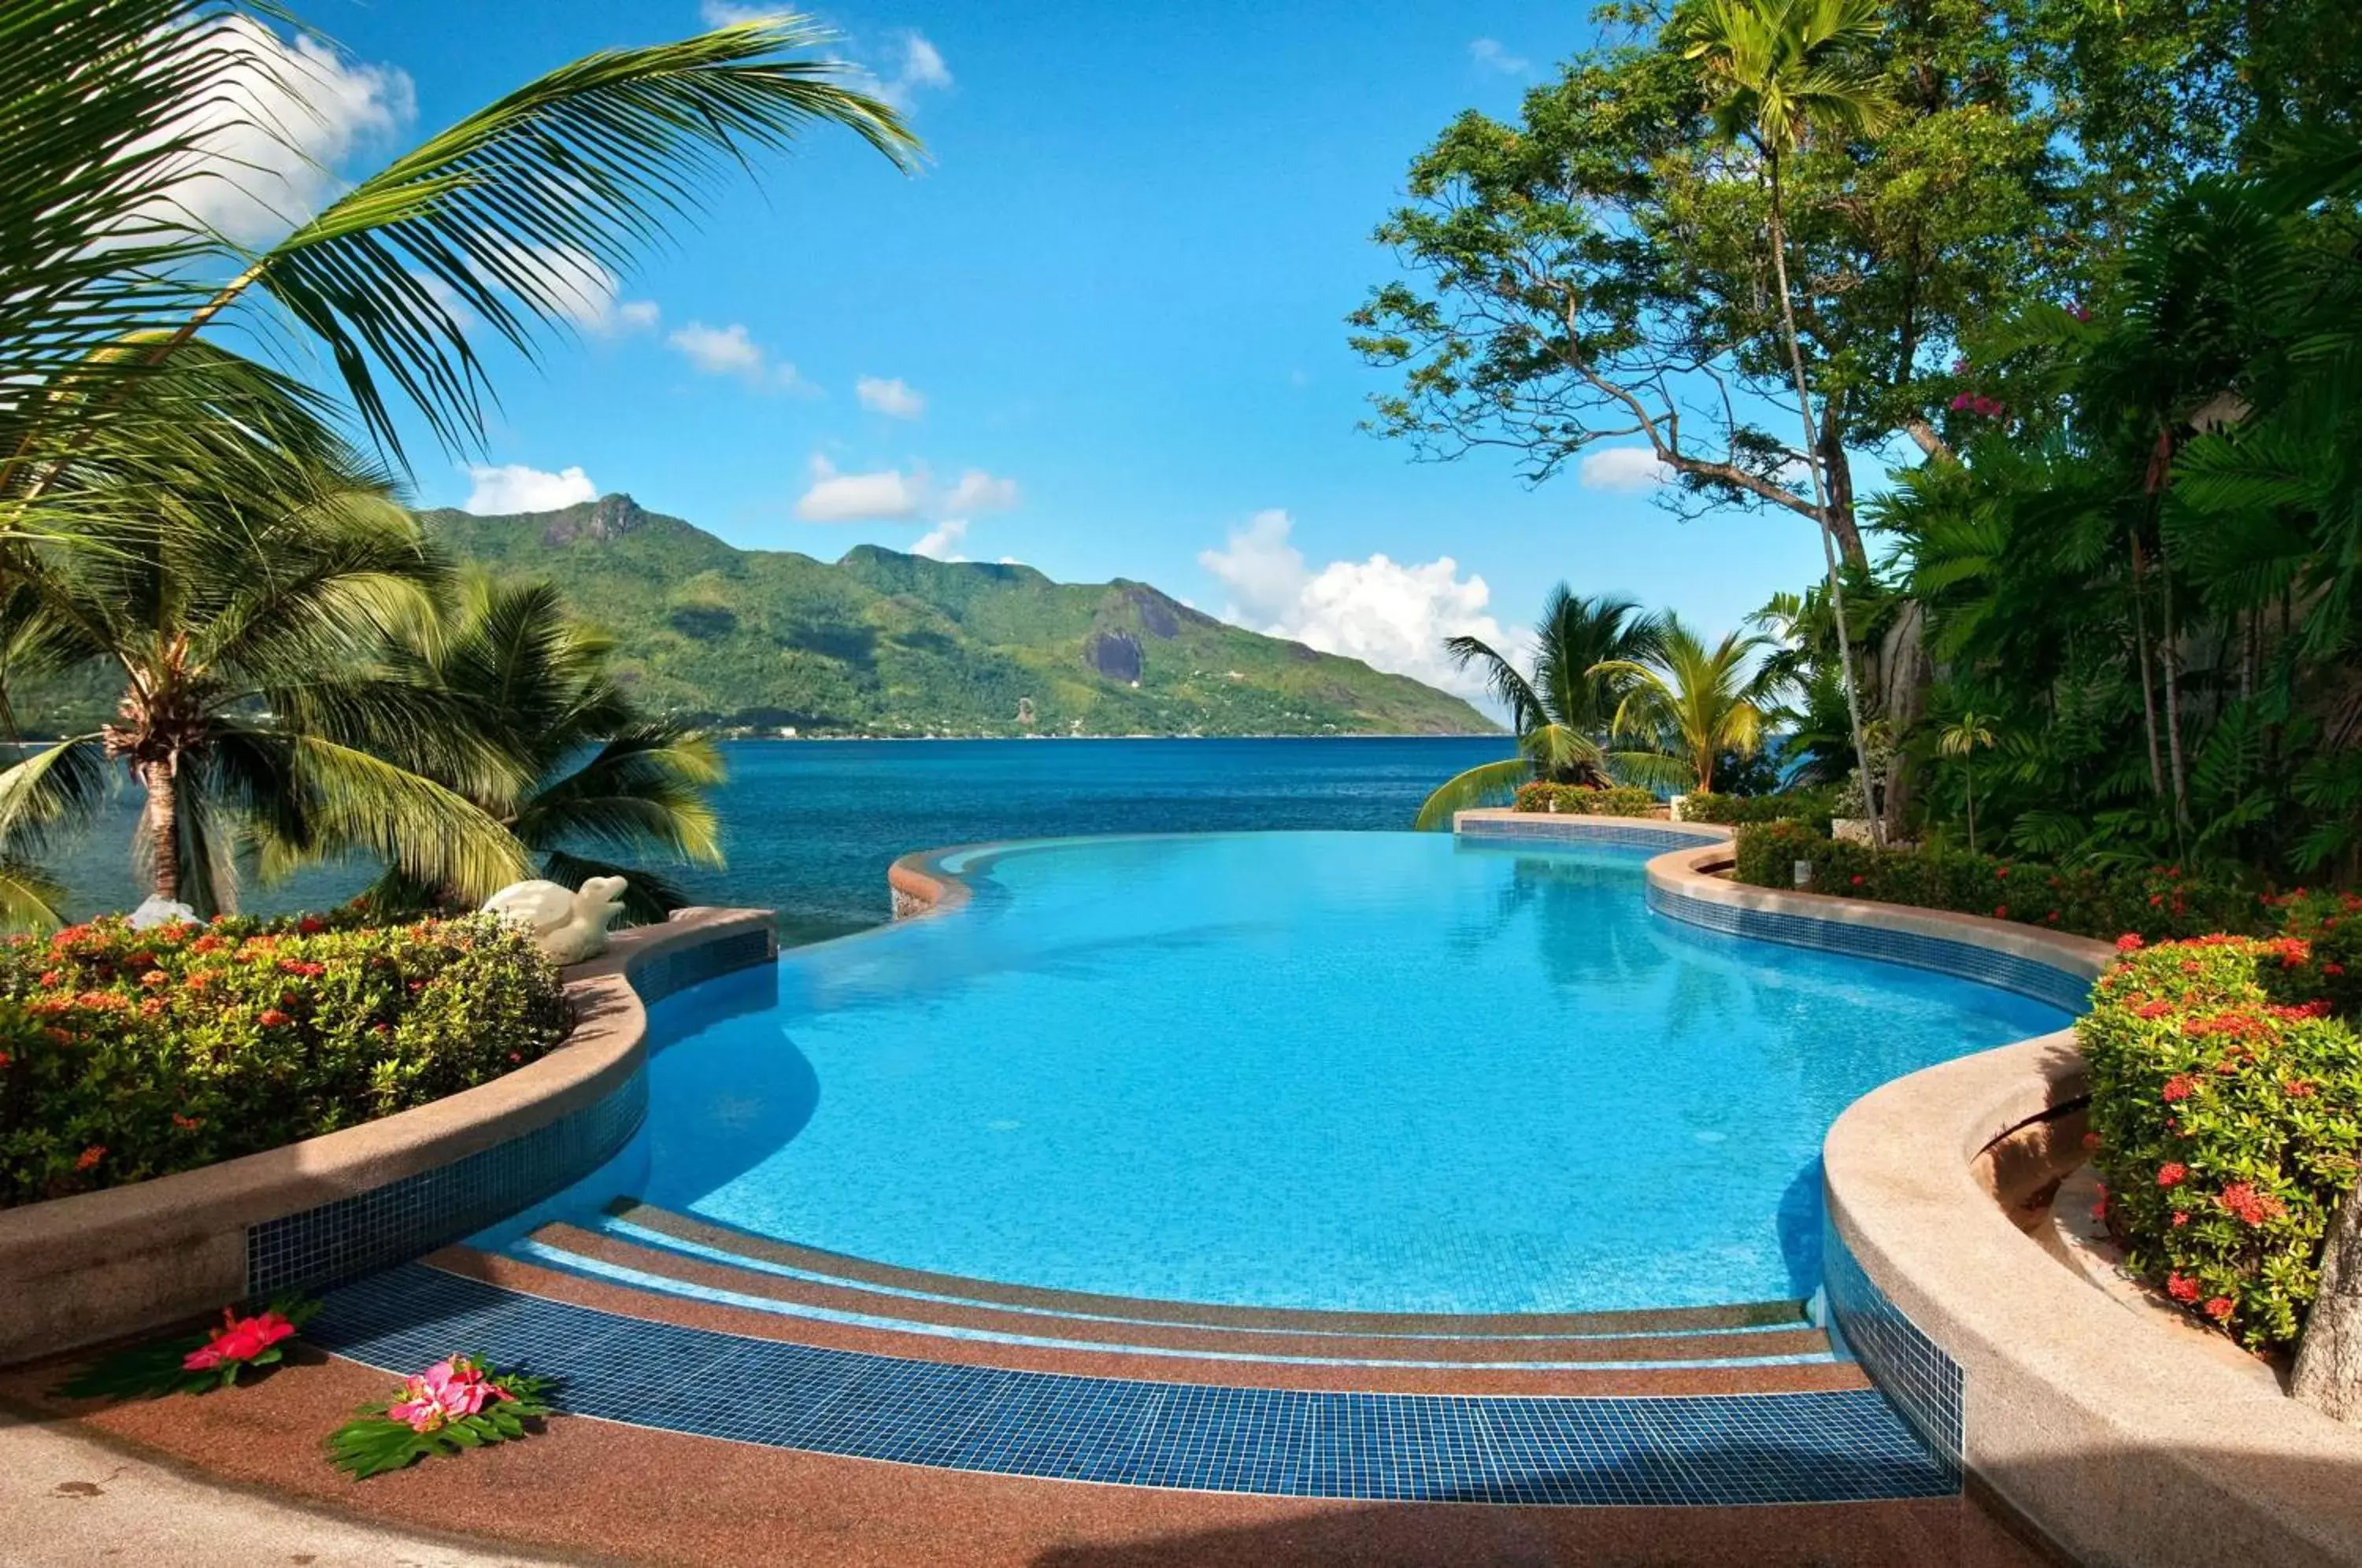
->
[387, 1358, 511, 1433]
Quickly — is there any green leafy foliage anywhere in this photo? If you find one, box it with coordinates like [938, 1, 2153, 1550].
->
[1731, 819, 2266, 941]
[1681, 790, 1834, 830]
[0, 913, 565, 1208]
[2082, 934, 2362, 1351]
[328, 1356, 556, 1480]
[1511, 783, 1659, 817]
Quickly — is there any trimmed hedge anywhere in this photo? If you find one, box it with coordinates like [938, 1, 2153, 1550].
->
[2082, 933, 2362, 1351]
[1731, 819, 2266, 943]
[1681, 789, 1834, 831]
[1511, 782, 1657, 816]
[0, 912, 568, 1209]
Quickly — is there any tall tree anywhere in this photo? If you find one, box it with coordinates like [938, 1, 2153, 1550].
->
[0, 428, 528, 915]
[373, 578, 726, 923]
[1593, 620, 1779, 793]
[1412, 588, 1672, 828]
[1679, 0, 1894, 838]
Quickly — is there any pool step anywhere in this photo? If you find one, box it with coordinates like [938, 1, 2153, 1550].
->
[599, 1198, 1812, 1338]
[472, 1206, 1860, 1398]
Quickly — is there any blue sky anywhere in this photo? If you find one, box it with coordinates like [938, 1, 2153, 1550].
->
[272, 0, 1831, 699]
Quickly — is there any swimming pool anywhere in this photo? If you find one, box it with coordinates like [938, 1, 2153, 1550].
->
[528, 831, 2072, 1316]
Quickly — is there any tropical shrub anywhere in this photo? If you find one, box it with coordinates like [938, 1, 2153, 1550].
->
[1512, 782, 1658, 817]
[1682, 790, 1834, 830]
[1731, 820, 2265, 941]
[2081, 934, 2362, 1351]
[0, 914, 567, 1208]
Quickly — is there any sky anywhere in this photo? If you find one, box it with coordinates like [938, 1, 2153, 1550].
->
[230, 0, 1834, 703]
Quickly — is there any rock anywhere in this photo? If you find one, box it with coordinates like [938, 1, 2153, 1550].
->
[482, 876, 628, 964]
[1083, 629, 1144, 682]
[127, 897, 198, 930]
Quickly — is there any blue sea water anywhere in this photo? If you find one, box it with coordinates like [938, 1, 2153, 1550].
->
[48, 736, 1513, 940]
[561, 830, 2070, 1315]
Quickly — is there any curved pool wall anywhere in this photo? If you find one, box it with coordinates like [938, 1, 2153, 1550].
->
[0, 909, 777, 1366]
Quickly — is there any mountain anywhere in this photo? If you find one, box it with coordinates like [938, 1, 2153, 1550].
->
[411, 494, 1498, 738]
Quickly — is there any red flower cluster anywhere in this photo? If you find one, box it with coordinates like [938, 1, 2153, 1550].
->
[2167, 1272, 2200, 1303]
[182, 1307, 298, 1373]
[2161, 1074, 2197, 1103]
[2156, 1163, 2187, 1188]
[2218, 1182, 2286, 1227]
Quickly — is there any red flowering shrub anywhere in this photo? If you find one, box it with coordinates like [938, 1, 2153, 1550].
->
[1731, 821, 2262, 943]
[1510, 782, 1657, 817]
[2080, 935, 2362, 1351]
[0, 913, 567, 1209]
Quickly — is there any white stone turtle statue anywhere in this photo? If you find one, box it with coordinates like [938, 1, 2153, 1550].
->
[480, 875, 628, 964]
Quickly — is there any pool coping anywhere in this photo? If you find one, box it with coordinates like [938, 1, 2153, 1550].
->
[0, 908, 776, 1367]
[1512, 823, 2362, 1564]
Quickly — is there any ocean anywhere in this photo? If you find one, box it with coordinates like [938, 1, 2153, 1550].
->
[47, 737, 1516, 944]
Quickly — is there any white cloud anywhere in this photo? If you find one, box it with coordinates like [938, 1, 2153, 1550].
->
[896, 31, 952, 93]
[668, 320, 764, 376]
[141, 20, 414, 246]
[911, 519, 969, 560]
[1468, 38, 1530, 75]
[461, 463, 597, 515]
[857, 375, 926, 419]
[1198, 511, 1511, 699]
[797, 454, 926, 521]
[700, 1, 787, 21]
[1579, 445, 1673, 493]
[944, 468, 1019, 513]
[613, 299, 662, 332]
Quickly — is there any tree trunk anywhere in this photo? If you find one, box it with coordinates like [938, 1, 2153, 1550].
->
[2128, 535, 2167, 801]
[1766, 153, 1882, 844]
[2160, 557, 2192, 827]
[2294, 1179, 2362, 1422]
[142, 759, 181, 903]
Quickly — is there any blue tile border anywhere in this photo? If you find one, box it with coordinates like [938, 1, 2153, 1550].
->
[245, 923, 778, 1299]
[1820, 1217, 1963, 1486]
[1645, 881, 2093, 1013]
[1457, 815, 1725, 855]
[309, 1263, 1957, 1504]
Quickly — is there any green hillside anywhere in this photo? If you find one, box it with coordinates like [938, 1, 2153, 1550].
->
[404, 494, 1494, 738]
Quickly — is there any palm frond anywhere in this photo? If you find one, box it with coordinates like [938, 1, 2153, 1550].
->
[1412, 756, 1532, 830]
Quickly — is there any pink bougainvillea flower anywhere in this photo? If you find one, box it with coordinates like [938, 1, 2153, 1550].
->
[182, 1307, 297, 1372]
[387, 1358, 513, 1433]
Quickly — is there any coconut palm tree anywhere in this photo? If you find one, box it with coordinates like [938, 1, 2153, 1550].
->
[1681, 0, 1894, 838]
[0, 439, 529, 917]
[1938, 709, 1998, 852]
[1412, 589, 1675, 829]
[368, 578, 725, 923]
[2, 5, 920, 546]
[1593, 620, 1779, 793]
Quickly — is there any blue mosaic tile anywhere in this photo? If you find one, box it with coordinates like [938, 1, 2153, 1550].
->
[309, 1264, 1955, 1505]
[1456, 816, 1725, 854]
[245, 924, 776, 1299]
[1646, 881, 2094, 1013]
[1821, 1216, 1963, 1485]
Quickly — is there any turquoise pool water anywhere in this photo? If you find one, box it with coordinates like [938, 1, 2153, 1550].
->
[577, 832, 2071, 1315]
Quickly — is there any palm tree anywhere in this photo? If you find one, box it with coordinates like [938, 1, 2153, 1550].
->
[0, 442, 529, 916]
[1938, 710, 1998, 852]
[1412, 589, 1673, 829]
[1681, 0, 1894, 839]
[2, 6, 920, 548]
[372, 578, 725, 923]
[1593, 621, 1778, 793]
